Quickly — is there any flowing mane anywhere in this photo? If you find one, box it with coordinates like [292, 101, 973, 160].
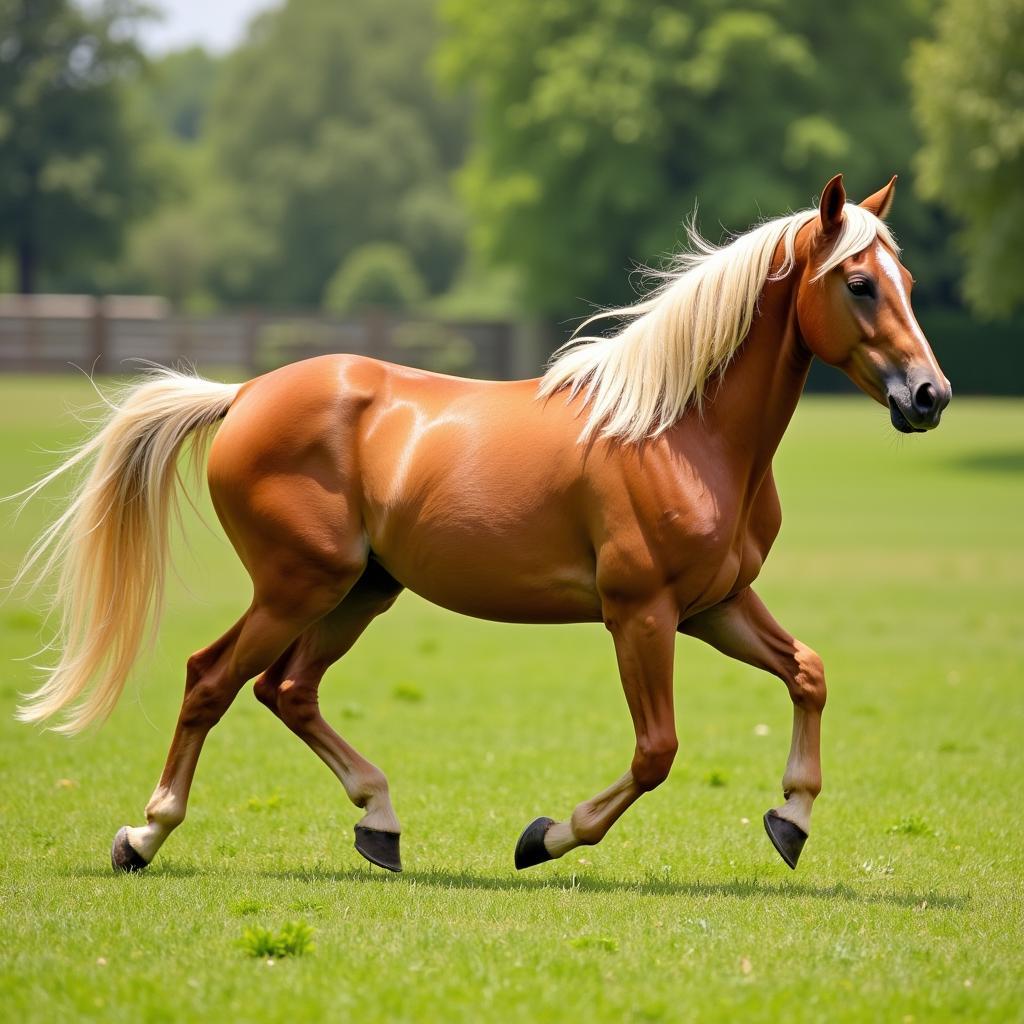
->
[538, 202, 898, 444]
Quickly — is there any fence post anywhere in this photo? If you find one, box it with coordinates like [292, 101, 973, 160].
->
[90, 297, 108, 373]
[511, 319, 547, 379]
[365, 309, 389, 363]
[243, 310, 259, 375]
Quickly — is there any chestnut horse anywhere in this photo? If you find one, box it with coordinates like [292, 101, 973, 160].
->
[17, 174, 949, 875]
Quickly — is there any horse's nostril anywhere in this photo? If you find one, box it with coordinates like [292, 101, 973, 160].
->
[914, 382, 937, 414]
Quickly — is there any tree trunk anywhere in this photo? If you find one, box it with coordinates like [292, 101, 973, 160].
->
[17, 234, 37, 295]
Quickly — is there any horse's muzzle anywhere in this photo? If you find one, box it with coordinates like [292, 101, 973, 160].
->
[887, 377, 951, 433]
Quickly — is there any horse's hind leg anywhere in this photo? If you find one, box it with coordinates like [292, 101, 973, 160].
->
[253, 559, 405, 871]
[680, 586, 825, 870]
[111, 561, 359, 872]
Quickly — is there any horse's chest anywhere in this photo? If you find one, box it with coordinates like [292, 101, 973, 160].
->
[661, 489, 781, 614]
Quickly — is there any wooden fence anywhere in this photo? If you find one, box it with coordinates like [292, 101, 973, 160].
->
[0, 295, 544, 380]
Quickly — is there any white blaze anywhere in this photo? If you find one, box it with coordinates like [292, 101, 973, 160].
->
[874, 243, 943, 377]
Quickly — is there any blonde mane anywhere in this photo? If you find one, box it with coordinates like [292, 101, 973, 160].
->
[538, 202, 898, 444]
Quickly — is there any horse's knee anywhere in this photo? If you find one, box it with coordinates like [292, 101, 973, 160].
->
[632, 735, 678, 792]
[788, 643, 826, 712]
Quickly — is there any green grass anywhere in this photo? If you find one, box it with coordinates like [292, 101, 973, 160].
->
[0, 377, 1022, 1022]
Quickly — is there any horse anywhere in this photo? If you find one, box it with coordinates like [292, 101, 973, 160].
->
[15, 173, 950, 876]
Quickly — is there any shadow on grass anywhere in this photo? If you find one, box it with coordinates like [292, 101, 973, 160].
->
[65, 863, 206, 879]
[259, 866, 966, 910]
[950, 449, 1024, 474]
[62, 863, 966, 911]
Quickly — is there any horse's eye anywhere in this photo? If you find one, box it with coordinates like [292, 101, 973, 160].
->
[847, 277, 875, 298]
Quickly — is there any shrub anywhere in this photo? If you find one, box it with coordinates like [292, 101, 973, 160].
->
[323, 244, 427, 314]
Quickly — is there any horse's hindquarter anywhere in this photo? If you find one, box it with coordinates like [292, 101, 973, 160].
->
[357, 366, 603, 623]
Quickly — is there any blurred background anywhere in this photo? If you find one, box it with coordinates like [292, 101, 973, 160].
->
[0, 0, 1021, 388]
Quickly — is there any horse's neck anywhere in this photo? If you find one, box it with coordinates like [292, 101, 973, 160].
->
[700, 271, 811, 488]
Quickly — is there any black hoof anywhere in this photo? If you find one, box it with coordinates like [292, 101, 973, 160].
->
[354, 825, 402, 872]
[514, 816, 555, 870]
[763, 810, 807, 870]
[111, 826, 149, 873]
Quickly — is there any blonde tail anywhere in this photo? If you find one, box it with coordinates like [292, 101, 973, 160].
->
[13, 369, 242, 734]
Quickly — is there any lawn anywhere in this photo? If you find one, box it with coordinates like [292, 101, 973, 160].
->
[0, 376, 1021, 1023]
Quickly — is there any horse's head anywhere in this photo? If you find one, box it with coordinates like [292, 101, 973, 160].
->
[796, 174, 951, 433]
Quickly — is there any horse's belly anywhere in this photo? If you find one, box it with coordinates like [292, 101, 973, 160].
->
[371, 518, 602, 624]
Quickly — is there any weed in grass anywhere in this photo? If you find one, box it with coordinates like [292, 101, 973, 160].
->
[246, 792, 282, 813]
[392, 682, 424, 702]
[704, 769, 728, 787]
[887, 816, 936, 837]
[239, 921, 315, 959]
[230, 899, 264, 917]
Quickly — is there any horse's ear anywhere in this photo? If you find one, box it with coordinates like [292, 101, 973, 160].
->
[818, 173, 846, 234]
[860, 175, 898, 220]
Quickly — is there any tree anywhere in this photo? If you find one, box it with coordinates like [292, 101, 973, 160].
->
[440, 0, 952, 316]
[142, 45, 220, 142]
[203, 0, 468, 307]
[323, 243, 426, 313]
[911, 0, 1024, 316]
[0, 0, 157, 293]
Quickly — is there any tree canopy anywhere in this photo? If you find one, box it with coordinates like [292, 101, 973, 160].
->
[911, 0, 1024, 316]
[4, 0, 1020, 340]
[440, 0, 953, 315]
[200, 0, 468, 307]
[0, 0, 157, 293]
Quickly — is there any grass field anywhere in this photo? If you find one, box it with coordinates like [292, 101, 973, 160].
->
[1, 376, 1022, 1023]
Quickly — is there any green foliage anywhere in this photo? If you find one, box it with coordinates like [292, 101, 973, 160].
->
[323, 243, 427, 313]
[142, 46, 220, 142]
[0, 0, 159, 292]
[123, 204, 211, 309]
[203, 0, 468, 306]
[239, 921, 315, 959]
[910, 0, 1024, 316]
[440, 0, 954, 314]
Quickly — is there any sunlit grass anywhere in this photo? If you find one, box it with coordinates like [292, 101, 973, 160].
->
[0, 379, 1022, 1022]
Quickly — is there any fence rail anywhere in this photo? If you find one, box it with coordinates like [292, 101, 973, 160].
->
[0, 295, 543, 380]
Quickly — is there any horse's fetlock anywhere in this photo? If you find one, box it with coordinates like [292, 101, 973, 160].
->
[354, 769, 390, 809]
[146, 797, 185, 830]
[570, 806, 606, 846]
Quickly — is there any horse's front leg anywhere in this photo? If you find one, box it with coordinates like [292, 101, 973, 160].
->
[681, 586, 826, 869]
[515, 592, 678, 869]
